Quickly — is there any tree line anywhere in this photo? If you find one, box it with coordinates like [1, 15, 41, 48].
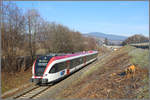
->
[1, 2, 97, 72]
[122, 34, 149, 46]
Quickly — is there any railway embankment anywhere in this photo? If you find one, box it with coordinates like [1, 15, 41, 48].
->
[38, 46, 149, 99]
[30, 53, 110, 99]
[2, 46, 149, 99]
[1, 46, 110, 99]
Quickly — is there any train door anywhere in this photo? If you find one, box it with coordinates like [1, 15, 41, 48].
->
[84, 56, 86, 66]
[66, 61, 70, 74]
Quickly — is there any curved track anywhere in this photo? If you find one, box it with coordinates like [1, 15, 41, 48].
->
[13, 85, 51, 99]
[13, 55, 104, 99]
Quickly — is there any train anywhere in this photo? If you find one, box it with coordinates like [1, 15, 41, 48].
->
[30, 50, 98, 84]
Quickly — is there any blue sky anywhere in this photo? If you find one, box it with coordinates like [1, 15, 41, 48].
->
[7, 1, 149, 37]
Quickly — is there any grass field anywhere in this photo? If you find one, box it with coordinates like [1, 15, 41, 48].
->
[128, 46, 149, 99]
[56, 46, 149, 99]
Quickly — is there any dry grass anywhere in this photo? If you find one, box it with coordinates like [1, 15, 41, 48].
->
[1, 68, 32, 94]
[56, 46, 149, 99]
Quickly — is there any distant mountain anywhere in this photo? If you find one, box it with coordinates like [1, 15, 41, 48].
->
[84, 32, 128, 41]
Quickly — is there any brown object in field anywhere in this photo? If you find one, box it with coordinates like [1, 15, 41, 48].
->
[125, 65, 136, 78]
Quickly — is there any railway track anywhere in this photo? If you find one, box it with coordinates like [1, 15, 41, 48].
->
[130, 42, 149, 49]
[13, 85, 51, 99]
[12, 54, 106, 99]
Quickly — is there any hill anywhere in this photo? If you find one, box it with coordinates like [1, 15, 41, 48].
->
[84, 32, 128, 41]
[122, 34, 149, 45]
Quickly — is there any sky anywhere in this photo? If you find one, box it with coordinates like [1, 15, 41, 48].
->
[6, 1, 149, 37]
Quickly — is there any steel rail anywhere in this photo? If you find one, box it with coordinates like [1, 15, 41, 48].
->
[13, 85, 51, 99]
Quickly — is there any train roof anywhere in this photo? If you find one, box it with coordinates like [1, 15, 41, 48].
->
[54, 50, 98, 60]
[36, 51, 97, 61]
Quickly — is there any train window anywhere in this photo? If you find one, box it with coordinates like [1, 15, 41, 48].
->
[77, 57, 83, 65]
[76, 58, 81, 66]
[70, 59, 76, 68]
[35, 56, 53, 76]
[87, 55, 90, 61]
[57, 62, 67, 71]
[89, 55, 91, 60]
[49, 62, 67, 73]
[75, 58, 78, 67]
[81, 57, 84, 63]
[75, 58, 79, 66]
[70, 60, 73, 68]
[79, 57, 83, 64]
[69, 55, 94, 69]
[69, 57, 83, 69]
[50, 67, 56, 73]
[92, 55, 94, 59]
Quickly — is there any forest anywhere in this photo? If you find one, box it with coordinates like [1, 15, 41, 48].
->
[1, 2, 97, 72]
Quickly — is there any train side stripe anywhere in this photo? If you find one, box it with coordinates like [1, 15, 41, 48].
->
[33, 60, 36, 78]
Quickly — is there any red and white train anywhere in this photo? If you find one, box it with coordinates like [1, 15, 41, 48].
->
[30, 50, 98, 84]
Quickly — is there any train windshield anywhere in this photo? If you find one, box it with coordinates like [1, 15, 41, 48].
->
[35, 56, 53, 76]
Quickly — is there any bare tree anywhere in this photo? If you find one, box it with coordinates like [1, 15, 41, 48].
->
[50, 24, 74, 53]
[71, 31, 85, 52]
[1, 2, 98, 73]
[2, 2, 25, 72]
[25, 9, 41, 60]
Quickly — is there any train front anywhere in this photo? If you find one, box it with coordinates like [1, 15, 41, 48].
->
[30, 56, 53, 84]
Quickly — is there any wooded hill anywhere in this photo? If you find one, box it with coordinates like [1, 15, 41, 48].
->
[122, 34, 149, 45]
